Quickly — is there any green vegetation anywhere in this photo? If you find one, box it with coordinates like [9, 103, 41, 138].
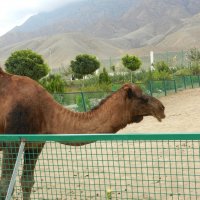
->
[122, 54, 141, 72]
[99, 68, 111, 85]
[5, 49, 50, 81]
[40, 74, 66, 93]
[187, 48, 200, 65]
[70, 54, 100, 79]
[75, 95, 91, 112]
[187, 48, 200, 75]
[4, 48, 200, 94]
[151, 61, 173, 80]
[121, 54, 142, 83]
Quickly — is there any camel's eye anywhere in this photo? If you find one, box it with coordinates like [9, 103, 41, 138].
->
[140, 96, 149, 103]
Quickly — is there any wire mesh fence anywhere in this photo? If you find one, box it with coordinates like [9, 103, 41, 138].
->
[0, 134, 200, 200]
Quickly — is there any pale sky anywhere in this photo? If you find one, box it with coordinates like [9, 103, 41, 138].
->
[0, 0, 80, 36]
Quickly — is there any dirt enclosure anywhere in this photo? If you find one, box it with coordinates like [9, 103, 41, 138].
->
[2, 88, 200, 200]
[119, 88, 200, 133]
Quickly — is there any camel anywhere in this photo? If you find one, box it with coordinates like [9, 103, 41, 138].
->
[0, 67, 165, 199]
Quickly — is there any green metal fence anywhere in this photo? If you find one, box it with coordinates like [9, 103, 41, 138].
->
[54, 75, 200, 111]
[54, 91, 112, 112]
[0, 134, 200, 199]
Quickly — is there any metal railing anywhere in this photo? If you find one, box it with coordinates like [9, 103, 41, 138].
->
[0, 133, 200, 199]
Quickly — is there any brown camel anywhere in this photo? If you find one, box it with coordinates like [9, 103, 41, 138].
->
[0, 67, 165, 199]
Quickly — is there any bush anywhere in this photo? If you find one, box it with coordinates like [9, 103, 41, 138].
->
[190, 64, 200, 75]
[151, 61, 172, 80]
[175, 67, 192, 76]
[99, 68, 111, 84]
[40, 74, 66, 93]
[134, 69, 151, 83]
[152, 70, 173, 80]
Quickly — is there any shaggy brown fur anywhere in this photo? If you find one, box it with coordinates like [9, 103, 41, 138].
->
[0, 68, 165, 199]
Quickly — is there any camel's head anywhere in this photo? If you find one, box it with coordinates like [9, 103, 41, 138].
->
[122, 84, 165, 123]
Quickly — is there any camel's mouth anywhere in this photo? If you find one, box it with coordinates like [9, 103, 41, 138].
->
[153, 113, 165, 122]
[156, 116, 162, 122]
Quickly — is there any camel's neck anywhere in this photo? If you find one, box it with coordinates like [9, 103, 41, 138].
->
[46, 96, 131, 134]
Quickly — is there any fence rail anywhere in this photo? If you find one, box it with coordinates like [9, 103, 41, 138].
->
[1, 133, 200, 141]
[0, 133, 200, 200]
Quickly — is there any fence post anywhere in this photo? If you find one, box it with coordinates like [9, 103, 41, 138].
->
[174, 80, 177, 93]
[149, 81, 153, 96]
[198, 75, 200, 87]
[6, 140, 25, 200]
[80, 92, 87, 112]
[163, 80, 167, 96]
[190, 76, 193, 88]
[182, 76, 186, 89]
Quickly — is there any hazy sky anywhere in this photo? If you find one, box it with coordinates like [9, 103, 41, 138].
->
[0, 0, 80, 36]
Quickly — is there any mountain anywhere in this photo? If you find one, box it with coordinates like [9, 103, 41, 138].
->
[0, 0, 200, 68]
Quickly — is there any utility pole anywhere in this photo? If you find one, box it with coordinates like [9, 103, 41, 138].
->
[150, 51, 155, 71]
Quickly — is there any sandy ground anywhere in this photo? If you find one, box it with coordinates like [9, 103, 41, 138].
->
[119, 88, 200, 133]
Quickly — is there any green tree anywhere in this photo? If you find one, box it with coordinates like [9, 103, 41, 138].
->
[154, 61, 170, 72]
[70, 54, 100, 79]
[187, 48, 200, 64]
[5, 49, 50, 80]
[110, 65, 116, 73]
[175, 67, 191, 76]
[121, 54, 142, 72]
[186, 48, 200, 75]
[99, 67, 111, 84]
[152, 70, 172, 80]
[152, 61, 172, 80]
[40, 74, 66, 93]
[121, 54, 142, 83]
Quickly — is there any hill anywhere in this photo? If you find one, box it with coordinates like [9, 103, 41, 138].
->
[0, 0, 200, 68]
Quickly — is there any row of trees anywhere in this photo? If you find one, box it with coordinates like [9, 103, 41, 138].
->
[5, 49, 142, 91]
[4, 48, 200, 93]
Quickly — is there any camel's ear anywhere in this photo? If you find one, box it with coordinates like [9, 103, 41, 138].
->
[123, 84, 135, 99]
[123, 84, 144, 99]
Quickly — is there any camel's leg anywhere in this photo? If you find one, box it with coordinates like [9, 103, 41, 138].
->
[0, 142, 19, 200]
[21, 145, 44, 200]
